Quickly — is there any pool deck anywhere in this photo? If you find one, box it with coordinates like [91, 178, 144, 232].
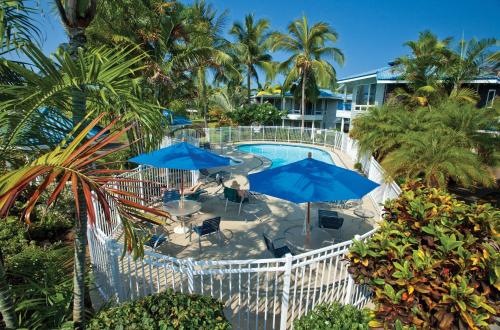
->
[154, 142, 379, 261]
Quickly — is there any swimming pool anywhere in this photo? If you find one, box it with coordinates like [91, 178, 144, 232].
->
[237, 144, 334, 168]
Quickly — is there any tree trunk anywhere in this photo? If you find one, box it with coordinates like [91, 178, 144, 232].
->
[73, 188, 88, 329]
[0, 251, 16, 330]
[247, 65, 252, 104]
[301, 71, 306, 131]
[68, 27, 88, 329]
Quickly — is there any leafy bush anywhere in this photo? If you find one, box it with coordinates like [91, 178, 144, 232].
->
[229, 103, 285, 126]
[347, 181, 500, 329]
[293, 303, 371, 330]
[87, 289, 231, 329]
[354, 162, 363, 172]
[0, 216, 28, 256]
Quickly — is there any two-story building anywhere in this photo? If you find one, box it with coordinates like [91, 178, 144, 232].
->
[337, 65, 499, 132]
[253, 89, 352, 131]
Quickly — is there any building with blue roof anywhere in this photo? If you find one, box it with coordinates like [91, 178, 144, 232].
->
[252, 88, 352, 130]
[336, 64, 499, 131]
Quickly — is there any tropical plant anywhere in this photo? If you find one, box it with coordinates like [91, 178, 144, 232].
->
[87, 289, 231, 329]
[447, 37, 497, 93]
[350, 100, 498, 189]
[272, 15, 344, 130]
[347, 181, 500, 329]
[186, 0, 236, 127]
[230, 14, 273, 103]
[293, 302, 371, 330]
[229, 102, 285, 126]
[392, 30, 453, 107]
[0, 0, 40, 54]
[381, 130, 494, 188]
[0, 116, 170, 328]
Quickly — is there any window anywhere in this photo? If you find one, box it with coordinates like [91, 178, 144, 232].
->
[355, 84, 377, 105]
[355, 85, 369, 105]
[369, 83, 376, 105]
[486, 89, 496, 108]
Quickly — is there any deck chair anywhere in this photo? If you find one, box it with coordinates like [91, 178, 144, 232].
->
[223, 186, 249, 215]
[191, 217, 222, 252]
[262, 233, 293, 258]
[318, 209, 344, 240]
[163, 189, 180, 205]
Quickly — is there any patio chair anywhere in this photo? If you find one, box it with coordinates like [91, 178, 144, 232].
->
[223, 186, 249, 215]
[163, 189, 180, 205]
[262, 233, 294, 258]
[191, 216, 222, 252]
[318, 209, 344, 240]
[144, 233, 168, 251]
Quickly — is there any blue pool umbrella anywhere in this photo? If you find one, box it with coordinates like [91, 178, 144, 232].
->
[129, 142, 231, 170]
[129, 142, 232, 198]
[248, 155, 379, 231]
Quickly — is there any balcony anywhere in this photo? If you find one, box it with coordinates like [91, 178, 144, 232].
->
[336, 110, 351, 118]
[286, 109, 324, 121]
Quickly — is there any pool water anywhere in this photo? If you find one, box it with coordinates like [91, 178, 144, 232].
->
[237, 144, 334, 168]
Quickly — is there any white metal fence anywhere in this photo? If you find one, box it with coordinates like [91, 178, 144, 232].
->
[88, 126, 400, 329]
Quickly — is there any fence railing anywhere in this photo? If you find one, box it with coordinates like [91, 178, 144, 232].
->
[88, 126, 400, 329]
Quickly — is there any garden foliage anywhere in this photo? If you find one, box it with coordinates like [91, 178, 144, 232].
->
[293, 302, 371, 330]
[347, 181, 499, 329]
[229, 103, 286, 126]
[87, 289, 231, 329]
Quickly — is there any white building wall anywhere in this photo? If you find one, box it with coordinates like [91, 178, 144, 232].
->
[323, 100, 338, 128]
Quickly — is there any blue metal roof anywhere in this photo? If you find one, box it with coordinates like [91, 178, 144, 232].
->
[339, 65, 500, 83]
[255, 88, 352, 100]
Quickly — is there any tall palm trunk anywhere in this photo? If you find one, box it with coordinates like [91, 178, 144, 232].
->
[0, 251, 16, 329]
[247, 65, 252, 104]
[69, 27, 88, 329]
[300, 70, 306, 131]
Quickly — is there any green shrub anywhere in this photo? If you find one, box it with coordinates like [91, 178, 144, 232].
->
[229, 103, 286, 126]
[87, 289, 231, 330]
[293, 303, 371, 330]
[347, 181, 500, 329]
[0, 216, 27, 256]
[354, 162, 363, 172]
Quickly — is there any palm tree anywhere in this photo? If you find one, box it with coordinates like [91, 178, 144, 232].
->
[447, 37, 497, 93]
[382, 130, 494, 188]
[393, 31, 453, 107]
[230, 14, 273, 103]
[187, 0, 236, 127]
[0, 0, 40, 54]
[350, 105, 434, 161]
[272, 15, 344, 130]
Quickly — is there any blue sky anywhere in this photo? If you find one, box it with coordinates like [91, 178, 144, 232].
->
[31, 0, 499, 78]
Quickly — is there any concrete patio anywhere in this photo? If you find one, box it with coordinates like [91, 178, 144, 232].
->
[154, 143, 379, 260]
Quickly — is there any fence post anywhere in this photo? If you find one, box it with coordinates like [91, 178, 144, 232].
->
[186, 258, 194, 294]
[106, 239, 125, 303]
[228, 126, 231, 143]
[279, 253, 293, 329]
[344, 234, 360, 305]
[250, 126, 253, 141]
[238, 126, 241, 142]
[287, 127, 290, 143]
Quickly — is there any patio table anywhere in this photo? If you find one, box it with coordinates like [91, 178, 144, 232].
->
[353, 208, 376, 222]
[164, 200, 202, 234]
[284, 225, 333, 253]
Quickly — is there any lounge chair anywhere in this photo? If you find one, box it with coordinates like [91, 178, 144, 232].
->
[318, 209, 344, 240]
[182, 182, 207, 201]
[262, 233, 294, 258]
[223, 186, 249, 215]
[141, 223, 168, 252]
[191, 216, 222, 252]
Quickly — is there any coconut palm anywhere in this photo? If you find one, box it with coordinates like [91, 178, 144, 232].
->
[447, 37, 497, 92]
[393, 30, 453, 106]
[0, 0, 40, 54]
[230, 14, 273, 103]
[382, 130, 494, 188]
[187, 0, 236, 127]
[272, 15, 344, 130]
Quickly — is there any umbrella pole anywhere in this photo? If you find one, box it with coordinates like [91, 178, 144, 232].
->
[307, 202, 311, 234]
[181, 171, 184, 206]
